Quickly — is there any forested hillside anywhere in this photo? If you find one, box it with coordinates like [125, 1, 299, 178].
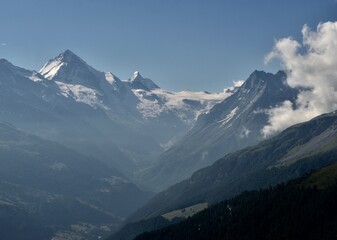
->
[135, 162, 337, 240]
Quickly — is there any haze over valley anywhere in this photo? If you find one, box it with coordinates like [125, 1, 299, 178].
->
[1, 1, 337, 239]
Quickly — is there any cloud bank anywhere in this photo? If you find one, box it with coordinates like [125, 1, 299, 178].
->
[263, 21, 337, 137]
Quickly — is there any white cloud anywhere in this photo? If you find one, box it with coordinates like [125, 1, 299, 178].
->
[233, 80, 244, 87]
[1, 43, 7, 46]
[224, 79, 245, 93]
[263, 21, 337, 137]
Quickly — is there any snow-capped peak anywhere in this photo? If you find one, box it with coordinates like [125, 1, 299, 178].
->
[45, 49, 82, 65]
[40, 50, 85, 79]
[58, 49, 81, 62]
[130, 71, 141, 82]
[39, 50, 103, 89]
[105, 72, 119, 84]
[104, 72, 126, 92]
[128, 71, 159, 90]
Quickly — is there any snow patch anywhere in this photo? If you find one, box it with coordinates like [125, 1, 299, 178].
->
[151, 88, 231, 123]
[104, 72, 116, 84]
[40, 60, 64, 80]
[132, 89, 166, 118]
[56, 81, 106, 109]
[218, 107, 239, 125]
[28, 72, 43, 82]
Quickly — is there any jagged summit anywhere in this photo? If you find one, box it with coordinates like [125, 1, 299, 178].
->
[247, 70, 285, 80]
[11, 50, 229, 129]
[142, 70, 299, 191]
[128, 71, 159, 90]
[39, 50, 103, 88]
[238, 70, 286, 92]
[55, 49, 86, 65]
[130, 71, 142, 82]
[40, 50, 161, 91]
[61, 49, 78, 57]
[40, 50, 87, 77]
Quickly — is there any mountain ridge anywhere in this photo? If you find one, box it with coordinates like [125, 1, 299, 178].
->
[134, 161, 337, 240]
[0, 51, 231, 184]
[141, 69, 299, 191]
[129, 110, 337, 221]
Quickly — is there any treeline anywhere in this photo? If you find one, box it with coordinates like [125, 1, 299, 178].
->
[135, 177, 337, 240]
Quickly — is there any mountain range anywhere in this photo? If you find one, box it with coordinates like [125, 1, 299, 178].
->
[129, 110, 337, 221]
[141, 70, 299, 191]
[0, 50, 231, 239]
[0, 50, 230, 180]
[106, 109, 337, 240]
[2, 50, 336, 240]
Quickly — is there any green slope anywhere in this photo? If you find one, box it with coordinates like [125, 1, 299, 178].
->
[130, 111, 337, 221]
[301, 162, 337, 189]
[135, 163, 337, 240]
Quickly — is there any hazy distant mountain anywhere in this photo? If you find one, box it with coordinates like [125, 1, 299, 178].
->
[0, 50, 229, 179]
[39, 49, 230, 126]
[39, 50, 228, 128]
[0, 122, 153, 239]
[0, 56, 137, 176]
[39, 50, 231, 173]
[127, 71, 159, 91]
[130, 110, 337, 221]
[141, 70, 299, 191]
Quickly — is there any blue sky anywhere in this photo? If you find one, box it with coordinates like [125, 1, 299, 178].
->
[0, 0, 336, 91]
